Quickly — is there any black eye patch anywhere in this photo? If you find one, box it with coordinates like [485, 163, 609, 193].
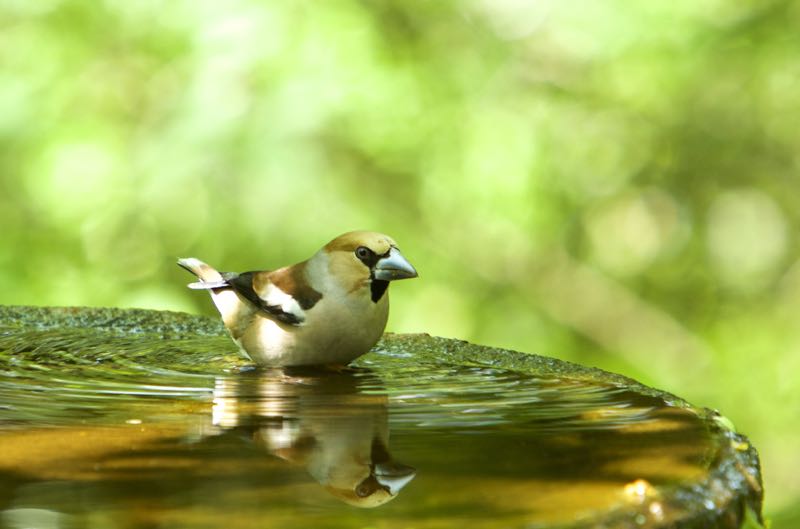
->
[355, 246, 385, 268]
[354, 474, 389, 498]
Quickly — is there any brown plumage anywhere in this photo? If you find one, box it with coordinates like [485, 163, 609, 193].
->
[178, 231, 417, 367]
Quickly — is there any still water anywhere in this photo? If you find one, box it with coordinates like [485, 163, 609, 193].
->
[0, 313, 714, 529]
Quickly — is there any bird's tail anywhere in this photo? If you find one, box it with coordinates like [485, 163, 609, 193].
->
[177, 257, 242, 327]
[177, 257, 231, 289]
[177, 257, 223, 282]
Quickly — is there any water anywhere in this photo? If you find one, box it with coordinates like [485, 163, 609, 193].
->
[0, 308, 726, 528]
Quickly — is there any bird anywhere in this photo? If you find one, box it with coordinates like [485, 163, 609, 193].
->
[177, 231, 417, 367]
[211, 369, 416, 507]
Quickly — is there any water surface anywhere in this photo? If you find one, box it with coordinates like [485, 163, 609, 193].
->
[0, 313, 716, 529]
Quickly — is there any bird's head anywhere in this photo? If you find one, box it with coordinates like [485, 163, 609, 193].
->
[326, 461, 417, 508]
[320, 231, 417, 300]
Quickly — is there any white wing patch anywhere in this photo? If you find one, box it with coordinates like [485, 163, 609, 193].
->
[262, 283, 307, 324]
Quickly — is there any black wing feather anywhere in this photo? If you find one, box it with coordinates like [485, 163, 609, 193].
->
[225, 272, 303, 326]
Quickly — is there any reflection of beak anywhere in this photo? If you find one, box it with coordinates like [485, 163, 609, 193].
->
[375, 462, 417, 495]
[373, 247, 418, 281]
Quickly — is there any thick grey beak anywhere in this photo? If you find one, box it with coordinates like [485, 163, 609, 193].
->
[374, 462, 417, 495]
[373, 247, 418, 281]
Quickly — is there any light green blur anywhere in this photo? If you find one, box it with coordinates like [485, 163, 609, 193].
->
[1, 0, 798, 524]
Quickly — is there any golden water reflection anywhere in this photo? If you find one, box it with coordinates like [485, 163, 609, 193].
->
[0, 362, 717, 528]
[0, 368, 417, 529]
[210, 369, 416, 507]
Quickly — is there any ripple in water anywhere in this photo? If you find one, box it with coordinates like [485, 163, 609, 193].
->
[0, 313, 715, 529]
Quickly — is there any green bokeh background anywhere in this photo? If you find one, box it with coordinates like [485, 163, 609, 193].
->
[1, 0, 798, 524]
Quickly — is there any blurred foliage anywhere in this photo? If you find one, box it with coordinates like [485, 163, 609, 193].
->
[1, 0, 799, 523]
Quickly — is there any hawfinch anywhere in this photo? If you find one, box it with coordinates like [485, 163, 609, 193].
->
[178, 231, 417, 367]
[212, 370, 416, 507]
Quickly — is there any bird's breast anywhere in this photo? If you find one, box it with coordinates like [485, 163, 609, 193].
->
[237, 288, 389, 366]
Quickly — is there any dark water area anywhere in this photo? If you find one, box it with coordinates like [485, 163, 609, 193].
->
[0, 308, 760, 529]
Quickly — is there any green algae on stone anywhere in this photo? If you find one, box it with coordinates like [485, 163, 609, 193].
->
[0, 305, 243, 375]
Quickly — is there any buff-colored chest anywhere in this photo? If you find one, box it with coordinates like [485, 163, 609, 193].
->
[234, 289, 388, 366]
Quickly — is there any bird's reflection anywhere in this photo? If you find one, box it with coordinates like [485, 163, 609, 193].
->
[209, 368, 416, 508]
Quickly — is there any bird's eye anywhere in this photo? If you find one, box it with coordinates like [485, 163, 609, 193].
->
[356, 246, 372, 260]
[355, 478, 376, 498]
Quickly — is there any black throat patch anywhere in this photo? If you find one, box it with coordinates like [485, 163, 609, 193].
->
[370, 280, 389, 303]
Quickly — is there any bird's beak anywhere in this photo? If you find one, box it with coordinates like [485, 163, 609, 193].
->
[374, 462, 417, 495]
[373, 247, 418, 281]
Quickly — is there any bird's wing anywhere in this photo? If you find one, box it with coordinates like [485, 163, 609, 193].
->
[226, 270, 313, 326]
[265, 263, 323, 311]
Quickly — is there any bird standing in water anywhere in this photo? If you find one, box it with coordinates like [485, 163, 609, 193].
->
[178, 231, 417, 367]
